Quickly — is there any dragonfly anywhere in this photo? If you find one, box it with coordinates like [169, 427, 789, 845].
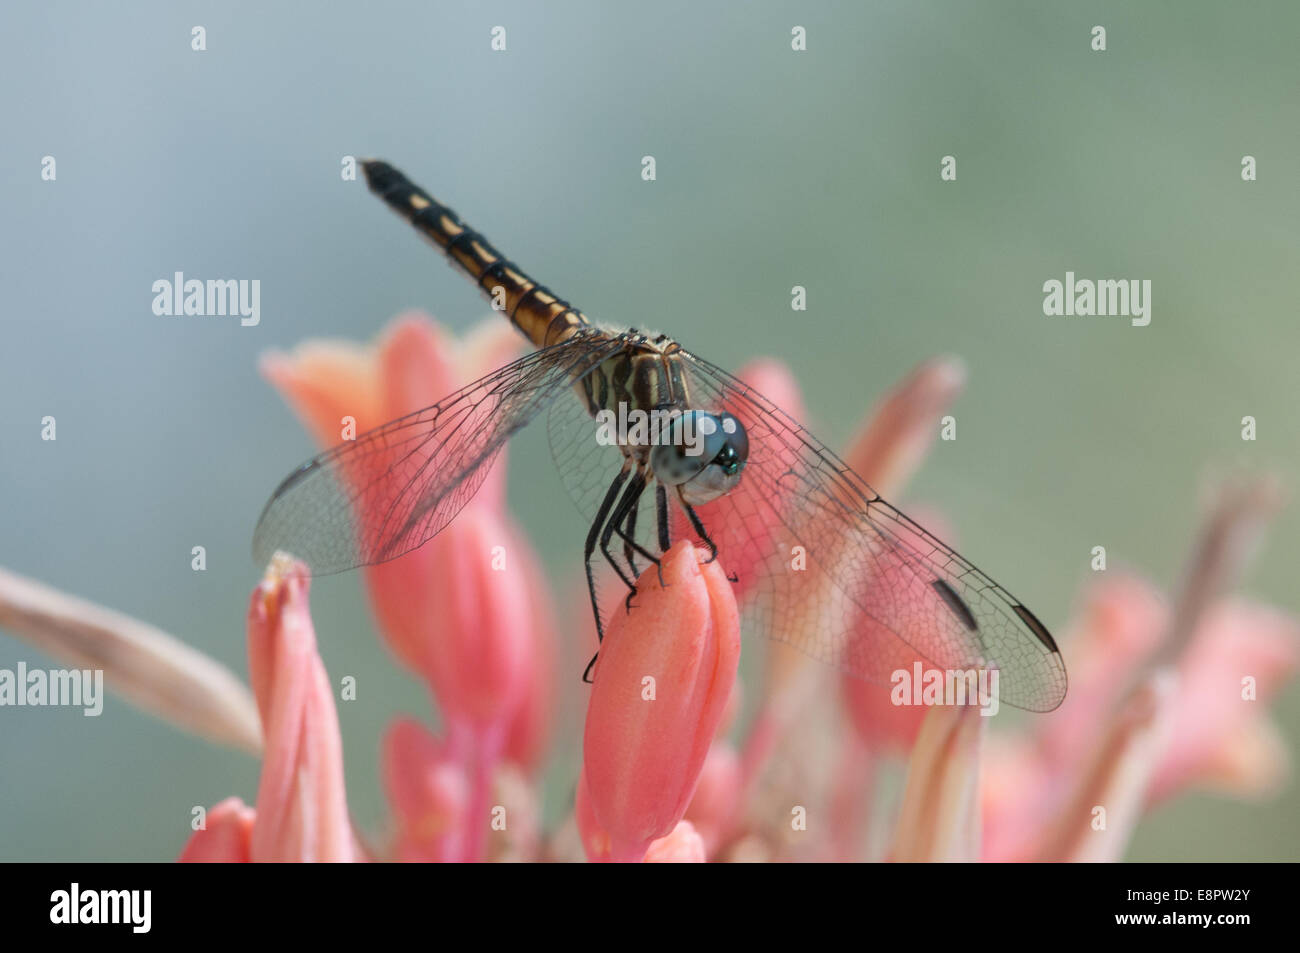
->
[253, 160, 1068, 712]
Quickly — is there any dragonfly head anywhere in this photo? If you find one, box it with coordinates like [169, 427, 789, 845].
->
[651, 410, 749, 505]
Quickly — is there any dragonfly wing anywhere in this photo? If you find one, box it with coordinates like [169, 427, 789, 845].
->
[675, 350, 1068, 713]
[253, 329, 624, 574]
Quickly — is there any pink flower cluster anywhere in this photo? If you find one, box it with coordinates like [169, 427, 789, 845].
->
[176, 314, 1298, 862]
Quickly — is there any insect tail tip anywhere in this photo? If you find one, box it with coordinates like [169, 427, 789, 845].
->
[360, 158, 391, 183]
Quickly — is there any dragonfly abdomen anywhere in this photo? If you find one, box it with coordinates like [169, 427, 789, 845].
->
[362, 160, 591, 349]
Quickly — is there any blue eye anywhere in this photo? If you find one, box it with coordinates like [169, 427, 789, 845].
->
[714, 413, 748, 472]
[651, 411, 749, 497]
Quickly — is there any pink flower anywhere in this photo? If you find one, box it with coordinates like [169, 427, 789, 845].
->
[416, 509, 534, 726]
[500, 539, 558, 775]
[1027, 671, 1179, 863]
[982, 481, 1298, 862]
[1033, 575, 1168, 774]
[178, 556, 358, 862]
[6, 333, 1295, 864]
[582, 541, 741, 862]
[260, 313, 532, 713]
[842, 357, 966, 496]
[245, 556, 358, 862]
[382, 718, 469, 863]
[264, 313, 553, 861]
[1153, 598, 1300, 801]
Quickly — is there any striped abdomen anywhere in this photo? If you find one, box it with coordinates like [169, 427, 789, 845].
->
[362, 160, 591, 349]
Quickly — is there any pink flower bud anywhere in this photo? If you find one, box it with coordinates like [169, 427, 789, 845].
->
[246, 557, 357, 862]
[582, 542, 741, 862]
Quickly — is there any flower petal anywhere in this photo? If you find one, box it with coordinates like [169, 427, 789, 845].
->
[843, 355, 965, 493]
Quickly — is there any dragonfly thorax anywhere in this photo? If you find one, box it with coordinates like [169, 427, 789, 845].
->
[582, 342, 750, 503]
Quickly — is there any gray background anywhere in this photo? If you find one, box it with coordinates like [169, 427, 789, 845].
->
[1, 1, 1297, 860]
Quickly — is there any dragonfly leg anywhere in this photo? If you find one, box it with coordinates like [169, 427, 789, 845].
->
[604, 466, 670, 599]
[655, 482, 671, 553]
[601, 469, 649, 601]
[585, 465, 631, 645]
[683, 501, 739, 582]
[611, 492, 664, 588]
[582, 465, 668, 683]
[622, 494, 639, 577]
[681, 502, 718, 561]
[614, 509, 666, 600]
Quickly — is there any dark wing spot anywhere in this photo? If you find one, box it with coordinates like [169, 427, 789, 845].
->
[931, 579, 977, 631]
[1012, 603, 1060, 653]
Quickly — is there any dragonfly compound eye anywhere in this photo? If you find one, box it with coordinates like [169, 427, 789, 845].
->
[713, 412, 749, 473]
[652, 411, 749, 505]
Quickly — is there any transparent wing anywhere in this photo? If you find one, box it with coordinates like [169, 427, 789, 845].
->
[547, 382, 637, 525]
[253, 329, 625, 574]
[676, 349, 1067, 713]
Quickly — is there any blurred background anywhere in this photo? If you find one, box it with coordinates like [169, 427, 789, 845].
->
[1, 1, 1297, 861]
